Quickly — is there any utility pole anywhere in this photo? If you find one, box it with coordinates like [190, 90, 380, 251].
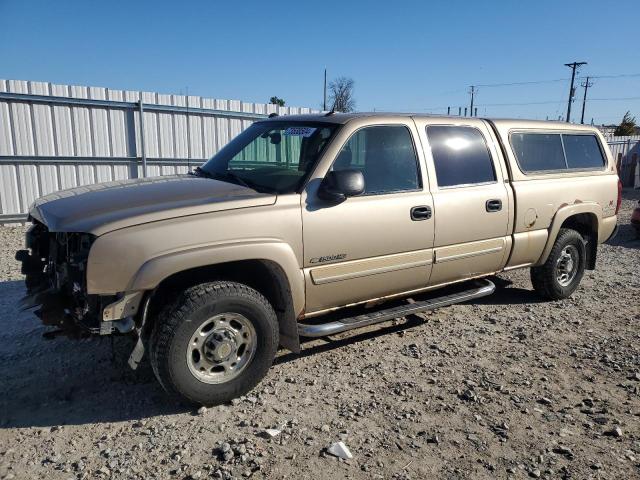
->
[469, 85, 476, 117]
[323, 68, 327, 111]
[564, 61, 587, 123]
[580, 76, 593, 124]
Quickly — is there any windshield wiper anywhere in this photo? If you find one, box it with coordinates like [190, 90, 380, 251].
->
[190, 166, 214, 179]
[216, 170, 254, 190]
[193, 167, 273, 193]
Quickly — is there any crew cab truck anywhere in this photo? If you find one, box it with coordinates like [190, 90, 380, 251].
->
[16, 113, 620, 405]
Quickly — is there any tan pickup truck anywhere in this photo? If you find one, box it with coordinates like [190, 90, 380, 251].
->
[16, 113, 620, 405]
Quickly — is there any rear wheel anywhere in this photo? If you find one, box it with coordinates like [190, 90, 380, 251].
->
[531, 228, 586, 300]
[150, 281, 279, 406]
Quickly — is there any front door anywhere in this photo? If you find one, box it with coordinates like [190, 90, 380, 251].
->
[414, 119, 511, 286]
[301, 121, 435, 314]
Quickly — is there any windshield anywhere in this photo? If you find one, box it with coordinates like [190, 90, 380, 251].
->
[199, 121, 339, 193]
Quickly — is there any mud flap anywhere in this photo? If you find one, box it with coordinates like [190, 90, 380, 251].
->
[279, 325, 301, 354]
[128, 335, 145, 370]
[127, 295, 152, 370]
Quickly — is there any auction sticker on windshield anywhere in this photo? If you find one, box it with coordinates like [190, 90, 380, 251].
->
[284, 127, 316, 137]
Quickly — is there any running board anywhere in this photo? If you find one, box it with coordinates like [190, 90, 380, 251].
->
[298, 279, 495, 338]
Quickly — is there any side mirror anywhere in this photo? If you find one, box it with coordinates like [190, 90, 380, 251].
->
[318, 169, 365, 203]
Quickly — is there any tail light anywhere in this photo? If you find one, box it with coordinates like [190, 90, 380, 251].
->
[615, 179, 622, 215]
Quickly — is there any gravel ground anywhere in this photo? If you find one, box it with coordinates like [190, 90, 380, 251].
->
[0, 191, 639, 480]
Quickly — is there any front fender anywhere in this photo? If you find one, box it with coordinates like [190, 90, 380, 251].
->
[126, 240, 305, 316]
[534, 202, 602, 266]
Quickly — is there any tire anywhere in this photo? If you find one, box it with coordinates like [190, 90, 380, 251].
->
[150, 281, 279, 406]
[531, 228, 586, 300]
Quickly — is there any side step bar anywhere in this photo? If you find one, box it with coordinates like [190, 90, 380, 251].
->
[298, 279, 495, 338]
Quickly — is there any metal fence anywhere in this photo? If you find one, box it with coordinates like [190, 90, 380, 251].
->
[1, 79, 639, 223]
[0, 79, 319, 222]
[605, 136, 640, 187]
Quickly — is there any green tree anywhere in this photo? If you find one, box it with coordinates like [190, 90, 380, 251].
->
[269, 96, 285, 107]
[614, 111, 637, 136]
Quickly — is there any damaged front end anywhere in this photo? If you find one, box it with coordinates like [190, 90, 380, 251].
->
[15, 221, 133, 337]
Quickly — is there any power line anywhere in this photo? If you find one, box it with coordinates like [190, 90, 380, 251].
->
[477, 100, 569, 107]
[469, 72, 640, 89]
[588, 73, 640, 80]
[474, 96, 640, 107]
[379, 94, 640, 112]
[475, 78, 569, 88]
[588, 96, 640, 101]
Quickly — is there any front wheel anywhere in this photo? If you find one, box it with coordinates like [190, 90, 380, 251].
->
[531, 228, 586, 300]
[150, 281, 279, 406]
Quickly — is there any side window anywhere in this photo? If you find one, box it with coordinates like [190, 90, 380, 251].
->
[426, 126, 496, 188]
[562, 134, 605, 169]
[510, 133, 566, 172]
[333, 125, 420, 194]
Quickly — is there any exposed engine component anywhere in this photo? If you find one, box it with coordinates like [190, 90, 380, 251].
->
[15, 221, 109, 335]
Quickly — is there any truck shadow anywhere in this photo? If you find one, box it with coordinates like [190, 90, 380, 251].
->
[0, 277, 543, 429]
[0, 280, 183, 429]
[276, 277, 544, 365]
[606, 222, 639, 250]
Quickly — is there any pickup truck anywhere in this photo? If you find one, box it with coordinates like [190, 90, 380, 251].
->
[16, 113, 620, 405]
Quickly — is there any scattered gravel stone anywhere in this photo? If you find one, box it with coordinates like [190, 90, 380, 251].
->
[552, 446, 574, 460]
[1, 191, 639, 480]
[327, 441, 353, 460]
[603, 427, 623, 438]
[264, 428, 281, 438]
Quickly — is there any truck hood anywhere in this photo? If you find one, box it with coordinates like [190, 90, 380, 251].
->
[29, 175, 277, 235]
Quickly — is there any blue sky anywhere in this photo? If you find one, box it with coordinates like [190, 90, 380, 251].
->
[1, 0, 638, 124]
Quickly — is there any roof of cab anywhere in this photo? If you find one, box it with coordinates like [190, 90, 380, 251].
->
[260, 112, 601, 132]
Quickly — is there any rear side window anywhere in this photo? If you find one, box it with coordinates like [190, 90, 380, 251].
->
[510, 132, 605, 173]
[510, 133, 566, 172]
[562, 134, 605, 169]
[426, 126, 496, 188]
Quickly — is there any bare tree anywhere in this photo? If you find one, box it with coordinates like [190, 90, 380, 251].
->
[328, 77, 356, 112]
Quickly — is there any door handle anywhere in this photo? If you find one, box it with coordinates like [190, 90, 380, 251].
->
[410, 205, 432, 221]
[486, 199, 502, 212]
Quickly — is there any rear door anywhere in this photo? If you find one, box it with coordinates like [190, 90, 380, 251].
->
[414, 118, 511, 286]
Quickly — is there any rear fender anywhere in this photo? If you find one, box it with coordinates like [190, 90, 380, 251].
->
[534, 203, 602, 266]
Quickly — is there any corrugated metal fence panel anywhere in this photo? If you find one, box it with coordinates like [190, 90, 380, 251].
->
[51, 83, 76, 156]
[607, 136, 640, 187]
[0, 79, 320, 220]
[606, 136, 640, 165]
[604, 134, 640, 142]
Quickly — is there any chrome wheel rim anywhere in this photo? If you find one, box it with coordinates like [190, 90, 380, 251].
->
[186, 313, 257, 384]
[555, 245, 579, 287]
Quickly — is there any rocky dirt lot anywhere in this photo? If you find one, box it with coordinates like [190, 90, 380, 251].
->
[0, 191, 639, 480]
